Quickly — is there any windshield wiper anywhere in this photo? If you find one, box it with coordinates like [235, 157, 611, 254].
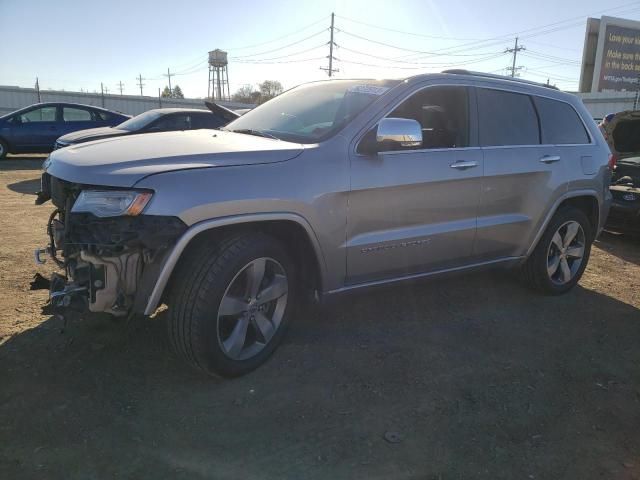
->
[230, 128, 279, 140]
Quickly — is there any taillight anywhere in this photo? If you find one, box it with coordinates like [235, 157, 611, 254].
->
[608, 153, 618, 170]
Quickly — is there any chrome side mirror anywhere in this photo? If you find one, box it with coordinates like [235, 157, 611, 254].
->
[376, 118, 422, 148]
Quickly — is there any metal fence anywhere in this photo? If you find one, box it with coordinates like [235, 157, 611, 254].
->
[0, 85, 253, 116]
[576, 91, 637, 119]
[1, 84, 635, 122]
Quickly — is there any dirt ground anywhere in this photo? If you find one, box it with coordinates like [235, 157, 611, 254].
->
[1, 156, 639, 480]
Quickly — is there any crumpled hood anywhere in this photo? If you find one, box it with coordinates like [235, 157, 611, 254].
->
[46, 129, 304, 187]
[57, 126, 127, 144]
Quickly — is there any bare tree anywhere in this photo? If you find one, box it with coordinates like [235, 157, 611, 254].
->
[258, 80, 283, 102]
[232, 84, 256, 103]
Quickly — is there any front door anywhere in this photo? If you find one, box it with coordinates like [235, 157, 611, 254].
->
[346, 85, 483, 284]
[10, 105, 61, 151]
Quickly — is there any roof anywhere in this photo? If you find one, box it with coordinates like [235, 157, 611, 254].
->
[146, 108, 210, 114]
[4, 102, 128, 115]
[440, 69, 559, 90]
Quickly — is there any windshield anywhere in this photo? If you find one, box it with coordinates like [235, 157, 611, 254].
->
[223, 79, 399, 143]
[117, 110, 164, 131]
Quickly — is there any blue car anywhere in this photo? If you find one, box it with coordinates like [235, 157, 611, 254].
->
[0, 102, 130, 158]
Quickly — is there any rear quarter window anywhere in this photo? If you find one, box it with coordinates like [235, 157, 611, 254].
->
[477, 88, 539, 146]
[533, 96, 590, 145]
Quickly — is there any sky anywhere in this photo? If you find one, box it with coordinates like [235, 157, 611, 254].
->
[2, 0, 640, 99]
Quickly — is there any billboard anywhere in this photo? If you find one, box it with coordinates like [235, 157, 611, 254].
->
[580, 16, 640, 93]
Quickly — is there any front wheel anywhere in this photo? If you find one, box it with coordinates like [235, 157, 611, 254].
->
[0, 139, 8, 159]
[168, 233, 296, 377]
[522, 207, 592, 295]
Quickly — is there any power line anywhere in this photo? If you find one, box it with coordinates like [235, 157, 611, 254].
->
[338, 52, 508, 70]
[338, 45, 504, 65]
[398, 2, 640, 60]
[233, 56, 326, 65]
[225, 15, 330, 51]
[231, 29, 328, 59]
[521, 50, 581, 65]
[230, 43, 327, 62]
[336, 14, 484, 41]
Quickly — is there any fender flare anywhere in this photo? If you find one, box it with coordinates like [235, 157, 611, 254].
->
[525, 189, 601, 257]
[143, 212, 327, 315]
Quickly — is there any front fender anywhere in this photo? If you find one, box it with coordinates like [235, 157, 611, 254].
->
[143, 212, 327, 315]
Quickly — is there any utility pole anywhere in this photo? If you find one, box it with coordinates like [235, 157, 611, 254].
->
[100, 82, 105, 107]
[165, 68, 172, 95]
[35, 77, 41, 103]
[505, 37, 525, 78]
[320, 12, 339, 77]
[137, 74, 145, 96]
[158, 87, 162, 108]
[117, 81, 124, 95]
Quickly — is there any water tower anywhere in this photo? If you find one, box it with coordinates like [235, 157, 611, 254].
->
[208, 49, 230, 101]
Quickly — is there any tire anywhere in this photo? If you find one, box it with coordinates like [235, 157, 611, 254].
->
[167, 232, 296, 377]
[0, 139, 8, 159]
[522, 206, 592, 295]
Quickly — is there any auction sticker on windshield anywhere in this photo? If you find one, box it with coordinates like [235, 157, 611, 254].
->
[347, 85, 390, 95]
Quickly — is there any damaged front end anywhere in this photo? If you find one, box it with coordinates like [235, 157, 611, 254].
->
[36, 172, 187, 316]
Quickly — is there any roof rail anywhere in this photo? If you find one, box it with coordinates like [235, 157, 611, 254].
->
[442, 69, 560, 90]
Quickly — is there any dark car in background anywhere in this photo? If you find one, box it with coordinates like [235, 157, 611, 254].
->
[55, 102, 241, 149]
[600, 110, 640, 234]
[0, 102, 129, 158]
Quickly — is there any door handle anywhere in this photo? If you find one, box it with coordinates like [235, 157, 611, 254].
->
[539, 155, 561, 164]
[449, 160, 478, 170]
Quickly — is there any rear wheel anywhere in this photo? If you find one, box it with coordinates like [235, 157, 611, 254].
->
[168, 233, 295, 377]
[522, 207, 592, 294]
[0, 139, 8, 159]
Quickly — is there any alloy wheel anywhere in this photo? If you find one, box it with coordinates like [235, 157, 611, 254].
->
[217, 257, 289, 361]
[546, 220, 586, 285]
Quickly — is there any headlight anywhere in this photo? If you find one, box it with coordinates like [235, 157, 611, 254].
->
[71, 190, 153, 217]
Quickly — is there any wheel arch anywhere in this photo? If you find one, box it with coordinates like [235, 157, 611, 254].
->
[526, 190, 601, 257]
[0, 135, 11, 153]
[144, 213, 327, 315]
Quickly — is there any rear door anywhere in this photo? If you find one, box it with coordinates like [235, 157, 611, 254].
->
[9, 105, 60, 151]
[60, 106, 98, 137]
[347, 84, 483, 284]
[473, 87, 567, 260]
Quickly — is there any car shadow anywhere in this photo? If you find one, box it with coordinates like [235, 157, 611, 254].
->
[596, 231, 640, 267]
[1, 157, 47, 171]
[6, 178, 40, 195]
[1, 269, 640, 479]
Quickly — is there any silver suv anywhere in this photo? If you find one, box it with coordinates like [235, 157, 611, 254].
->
[37, 71, 612, 377]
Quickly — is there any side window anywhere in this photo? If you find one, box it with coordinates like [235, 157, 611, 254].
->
[193, 112, 225, 129]
[477, 88, 539, 146]
[533, 96, 590, 145]
[63, 107, 92, 122]
[18, 106, 57, 123]
[153, 114, 191, 131]
[92, 111, 111, 121]
[388, 86, 469, 149]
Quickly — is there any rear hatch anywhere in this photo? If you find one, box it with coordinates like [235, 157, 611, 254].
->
[601, 110, 640, 161]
